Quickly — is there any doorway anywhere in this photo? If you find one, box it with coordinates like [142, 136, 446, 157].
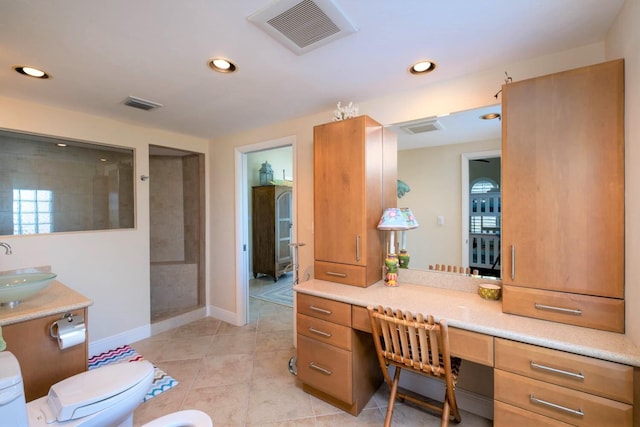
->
[234, 136, 296, 325]
[461, 150, 501, 276]
[148, 145, 205, 323]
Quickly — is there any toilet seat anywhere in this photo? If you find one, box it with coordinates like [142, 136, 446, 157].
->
[140, 409, 213, 427]
[47, 360, 155, 422]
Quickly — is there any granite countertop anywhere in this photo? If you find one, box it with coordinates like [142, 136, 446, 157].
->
[294, 278, 640, 367]
[0, 280, 93, 326]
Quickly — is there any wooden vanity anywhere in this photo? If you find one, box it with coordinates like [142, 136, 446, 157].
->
[0, 278, 92, 401]
[294, 278, 640, 426]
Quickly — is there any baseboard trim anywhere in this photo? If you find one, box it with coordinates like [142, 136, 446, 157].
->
[88, 324, 150, 358]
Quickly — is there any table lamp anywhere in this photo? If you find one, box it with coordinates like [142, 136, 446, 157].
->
[377, 208, 408, 286]
[398, 208, 419, 268]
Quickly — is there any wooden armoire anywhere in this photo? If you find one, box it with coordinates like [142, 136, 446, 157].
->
[252, 185, 292, 281]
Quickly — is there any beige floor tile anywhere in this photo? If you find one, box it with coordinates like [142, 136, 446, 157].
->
[207, 332, 257, 356]
[245, 378, 315, 424]
[182, 382, 252, 426]
[193, 353, 254, 388]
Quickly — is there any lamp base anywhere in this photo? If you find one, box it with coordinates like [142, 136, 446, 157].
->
[384, 254, 399, 287]
[398, 250, 410, 269]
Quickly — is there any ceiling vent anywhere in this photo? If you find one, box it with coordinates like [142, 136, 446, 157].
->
[123, 96, 163, 111]
[398, 118, 444, 135]
[248, 0, 357, 55]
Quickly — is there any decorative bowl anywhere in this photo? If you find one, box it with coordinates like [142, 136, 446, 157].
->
[0, 272, 57, 306]
[478, 283, 501, 300]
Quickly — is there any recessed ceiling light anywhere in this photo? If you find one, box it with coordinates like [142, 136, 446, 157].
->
[14, 66, 50, 79]
[208, 58, 237, 73]
[409, 60, 436, 75]
[56, 143, 68, 147]
[480, 113, 501, 120]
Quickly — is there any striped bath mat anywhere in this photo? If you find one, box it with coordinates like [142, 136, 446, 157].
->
[88, 344, 178, 402]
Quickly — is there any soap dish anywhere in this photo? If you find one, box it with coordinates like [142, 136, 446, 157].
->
[478, 283, 502, 300]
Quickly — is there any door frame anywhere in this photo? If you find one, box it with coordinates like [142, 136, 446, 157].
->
[460, 149, 501, 268]
[234, 135, 297, 325]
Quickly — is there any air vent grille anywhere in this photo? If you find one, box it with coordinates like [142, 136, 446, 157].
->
[248, 0, 357, 55]
[400, 119, 443, 135]
[123, 96, 163, 111]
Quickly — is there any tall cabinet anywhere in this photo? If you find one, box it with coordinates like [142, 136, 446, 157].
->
[501, 59, 625, 332]
[252, 185, 292, 281]
[313, 115, 397, 287]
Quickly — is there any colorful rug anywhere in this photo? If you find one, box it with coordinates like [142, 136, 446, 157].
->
[250, 275, 294, 307]
[88, 344, 178, 402]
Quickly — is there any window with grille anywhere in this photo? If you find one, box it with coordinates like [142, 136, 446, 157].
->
[13, 189, 53, 235]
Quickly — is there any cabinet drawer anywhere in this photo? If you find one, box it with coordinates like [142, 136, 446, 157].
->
[351, 305, 372, 333]
[297, 335, 352, 404]
[494, 401, 574, 426]
[449, 327, 494, 367]
[315, 261, 368, 287]
[297, 293, 351, 326]
[297, 313, 352, 350]
[495, 338, 633, 404]
[495, 369, 633, 426]
[502, 285, 624, 333]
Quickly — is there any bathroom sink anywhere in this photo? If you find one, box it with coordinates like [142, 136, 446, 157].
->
[0, 272, 57, 306]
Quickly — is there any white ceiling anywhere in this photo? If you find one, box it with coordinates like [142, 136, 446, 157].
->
[0, 1, 624, 141]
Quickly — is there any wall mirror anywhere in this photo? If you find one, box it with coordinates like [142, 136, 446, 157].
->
[390, 104, 502, 278]
[0, 129, 134, 236]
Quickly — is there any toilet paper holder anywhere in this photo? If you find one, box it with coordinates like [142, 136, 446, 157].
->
[50, 312, 86, 349]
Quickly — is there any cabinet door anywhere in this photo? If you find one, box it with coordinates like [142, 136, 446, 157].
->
[275, 189, 292, 268]
[314, 118, 367, 266]
[501, 59, 624, 298]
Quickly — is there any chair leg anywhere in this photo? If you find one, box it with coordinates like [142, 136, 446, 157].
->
[384, 367, 402, 427]
[441, 400, 450, 427]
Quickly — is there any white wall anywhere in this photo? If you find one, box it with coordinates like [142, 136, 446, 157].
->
[0, 97, 209, 354]
[607, 0, 640, 345]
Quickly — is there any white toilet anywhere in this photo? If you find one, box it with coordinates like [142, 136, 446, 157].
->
[0, 351, 212, 427]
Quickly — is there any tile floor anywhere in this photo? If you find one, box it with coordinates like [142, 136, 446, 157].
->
[131, 287, 493, 426]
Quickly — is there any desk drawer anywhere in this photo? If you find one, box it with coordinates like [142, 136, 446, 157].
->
[449, 327, 494, 366]
[495, 338, 633, 403]
[297, 335, 352, 404]
[495, 369, 633, 426]
[494, 401, 574, 426]
[502, 285, 624, 332]
[297, 313, 352, 350]
[297, 293, 351, 326]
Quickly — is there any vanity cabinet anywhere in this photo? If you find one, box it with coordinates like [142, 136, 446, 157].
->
[501, 59, 625, 332]
[494, 338, 634, 426]
[3, 308, 88, 401]
[296, 293, 382, 415]
[313, 115, 397, 287]
[252, 185, 292, 281]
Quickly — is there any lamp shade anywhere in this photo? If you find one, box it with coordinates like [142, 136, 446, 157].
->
[377, 208, 408, 230]
[401, 207, 419, 229]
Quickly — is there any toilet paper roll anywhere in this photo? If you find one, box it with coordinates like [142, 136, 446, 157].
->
[50, 314, 86, 350]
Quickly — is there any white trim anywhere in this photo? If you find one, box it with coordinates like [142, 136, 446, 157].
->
[88, 324, 151, 358]
[234, 135, 297, 325]
[460, 150, 501, 268]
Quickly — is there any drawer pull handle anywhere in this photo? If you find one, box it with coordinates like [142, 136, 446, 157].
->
[326, 271, 348, 278]
[530, 394, 584, 417]
[356, 235, 361, 262]
[309, 327, 331, 338]
[534, 303, 582, 316]
[510, 245, 515, 280]
[309, 362, 333, 376]
[530, 362, 585, 380]
[309, 305, 332, 315]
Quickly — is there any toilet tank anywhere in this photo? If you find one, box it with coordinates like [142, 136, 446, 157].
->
[0, 352, 29, 427]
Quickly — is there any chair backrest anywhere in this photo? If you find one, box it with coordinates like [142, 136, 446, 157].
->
[368, 305, 454, 379]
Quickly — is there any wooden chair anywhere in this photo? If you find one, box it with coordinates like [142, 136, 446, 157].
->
[367, 305, 462, 427]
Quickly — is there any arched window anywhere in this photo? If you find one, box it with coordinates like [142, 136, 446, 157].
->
[471, 178, 499, 194]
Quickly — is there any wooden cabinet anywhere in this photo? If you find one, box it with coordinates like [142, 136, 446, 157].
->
[252, 185, 292, 281]
[501, 59, 625, 332]
[313, 115, 397, 287]
[494, 338, 634, 426]
[296, 293, 382, 415]
[3, 308, 88, 401]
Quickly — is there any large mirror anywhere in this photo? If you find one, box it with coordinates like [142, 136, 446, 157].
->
[0, 129, 134, 236]
[390, 105, 502, 278]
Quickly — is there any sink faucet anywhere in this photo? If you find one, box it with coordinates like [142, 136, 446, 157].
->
[0, 242, 12, 255]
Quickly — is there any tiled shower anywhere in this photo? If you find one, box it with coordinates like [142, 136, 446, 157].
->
[149, 149, 204, 322]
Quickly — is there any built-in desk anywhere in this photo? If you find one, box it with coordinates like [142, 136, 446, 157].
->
[294, 278, 640, 425]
